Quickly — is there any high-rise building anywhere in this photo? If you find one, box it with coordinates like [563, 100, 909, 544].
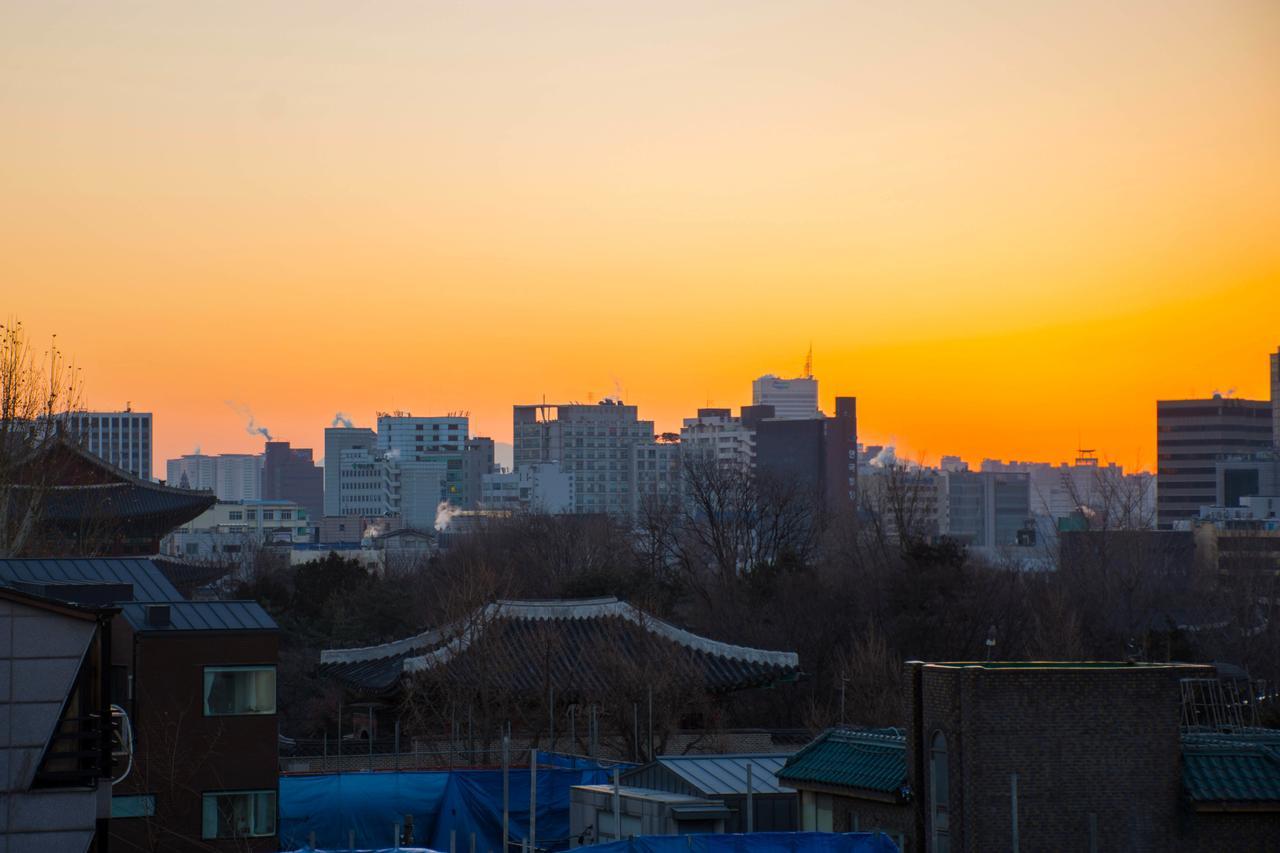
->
[751, 396, 858, 512]
[751, 375, 819, 420]
[324, 426, 377, 515]
[1272, 347, 1279, 448]
[631, 437, 682, 518]
[262, 441, 323, 520]
[167, 453, 263, 501]
[513, 400, 654, 517]
[64, 409, 153, 479]
[376, 413, 472, 506]
[679, 408, 755, 472]
[462, 437, 497, 509]
[1156, 397, 1273, 529]
[943, 470, 1032, 549]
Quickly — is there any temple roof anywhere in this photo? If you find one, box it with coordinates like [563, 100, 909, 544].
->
[320, 596, 801, 697]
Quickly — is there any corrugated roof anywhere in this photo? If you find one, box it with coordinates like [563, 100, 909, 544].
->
[777, 729, 906, 796]
[0, 558, 181, 602]
[1182, 732, 1280, 805]
[120, 600, 277, 633]
[627, 754, 794, 795]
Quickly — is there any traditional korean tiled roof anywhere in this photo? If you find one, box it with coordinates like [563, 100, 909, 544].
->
[778, 728, 906, 796]
[320, 597, 801, 697]
[1182, 731, 1280, 807]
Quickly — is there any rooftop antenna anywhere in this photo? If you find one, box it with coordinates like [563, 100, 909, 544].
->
[803, 344, 813, 379]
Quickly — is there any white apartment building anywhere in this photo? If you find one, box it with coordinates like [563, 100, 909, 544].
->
[65, 409, 153, 479]
[752, 375, 819, 420]
[679, 408, 755, 471]
[513, 400, 655, 517]
[481, 462, 575, 514]
[162, 499, 312, 563]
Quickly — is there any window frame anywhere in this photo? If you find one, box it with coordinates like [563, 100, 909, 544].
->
[202, 665, 277, 717]
[201, 789, 277, 839]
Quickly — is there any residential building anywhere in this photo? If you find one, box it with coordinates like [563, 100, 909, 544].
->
[323, 427, 377, 516]
[0, 585, 115, 853]
[513, 401, 655, 516]
[1273, 347, 1279, 449]
[752, 375, 819, 420]
[481, 462, 575, 513]
[166, 453, 262, 501]
[261, 441, 323, 520]
[632, 437, 682, 518]
[1156, 397, 1273, 529]
[0, 558, 279, 853]
[63, 408, 153, 480]
[942, 470, 1032, 550]
[680, 408, 756, 472]
[570, 785, 729, 844]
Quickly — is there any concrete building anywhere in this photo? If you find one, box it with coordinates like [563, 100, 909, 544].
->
[387, 458, 448, 529]
[942, 470, 1032, 550]
[0, 585, 115, 853]
[333, 444, 385, 517]
[1156, 397, 1273, 529]
[752, 375, 819, 420]
[323, 427, 377, 516]
[632, 437, 682, 518]
[481, 462, 575, 513]
[680, 409, 756, 472]
[513, 401, 655, 516]
[570, 785, 729, 845]
[1273, 347, 1279, 449]
[64, 408, 153, 479]
[860, 466, 946, 544]
[161, 499, 313, 564]
[166, 453, 262, 501]
[620, 754, 798, 834]
[981, 456, 1155, 530]
[261, 441, 323, 520]
[462, 437, 497, 510]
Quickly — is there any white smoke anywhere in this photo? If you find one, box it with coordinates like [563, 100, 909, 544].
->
[385, 448, 402, 461]
[331, 412, 354, 428]
[225, 400, 273, 441]
[869, 445, 899, 468]
[434, 501, 461, 532]
[193, 444, 202, 455]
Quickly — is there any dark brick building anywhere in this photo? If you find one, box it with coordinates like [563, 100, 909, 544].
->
[785, 662, 1280, 852]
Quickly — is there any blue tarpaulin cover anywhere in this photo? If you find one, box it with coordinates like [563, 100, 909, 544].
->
[581, 834, 898, 853]
[280, 756, 618, 852]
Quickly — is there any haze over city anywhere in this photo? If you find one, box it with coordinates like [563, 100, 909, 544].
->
[4, 1, 1278, 469]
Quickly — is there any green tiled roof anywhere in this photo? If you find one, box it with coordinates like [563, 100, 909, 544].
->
[777, 728, 906, 795]
[1182, 731, 1280, 804]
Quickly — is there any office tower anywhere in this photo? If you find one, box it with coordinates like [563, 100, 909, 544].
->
[376, 413, 470, 506]
[481, 463, 575, 513]
[262, 441, 323, 519]
[324, 426, 377, 516]
[1156, 397, 1273, 529]
[513, 400, 655, 517]
[943, 470, 1032, 548]
[750, 396, 858, 512]
[167, 454, 215, 491]
[752, 375, 819, 420]
[65, 409, 153, 479]
[824, 396, 858, 512]
[461, 437, 496, 510]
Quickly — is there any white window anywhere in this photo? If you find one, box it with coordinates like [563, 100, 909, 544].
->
[203, 666, 276, 716]
[228, 511, 243, 521]
[202, 790, 276, 839]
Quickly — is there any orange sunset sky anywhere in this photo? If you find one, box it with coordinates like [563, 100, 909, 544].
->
[2, 1, 1277, 472]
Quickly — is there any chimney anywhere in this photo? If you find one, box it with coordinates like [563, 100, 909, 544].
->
[145, 604, 171, 628]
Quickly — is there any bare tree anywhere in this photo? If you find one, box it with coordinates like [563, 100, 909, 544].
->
[0, 320, 83, 556]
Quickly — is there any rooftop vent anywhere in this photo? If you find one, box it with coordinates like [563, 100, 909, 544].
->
[145, 604, 171, 628]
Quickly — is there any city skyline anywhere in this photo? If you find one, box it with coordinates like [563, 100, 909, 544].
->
[4, 1, 1278, 471]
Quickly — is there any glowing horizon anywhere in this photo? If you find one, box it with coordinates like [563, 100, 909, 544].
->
[3, 2, 1277, 473]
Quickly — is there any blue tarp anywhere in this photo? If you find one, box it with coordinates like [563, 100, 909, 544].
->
[280, 757, 619, 852]
[583, 834, 898, 853]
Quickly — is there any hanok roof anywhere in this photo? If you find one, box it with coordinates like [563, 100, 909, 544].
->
[1182, 731, 1280, 809]
[623, 754, 795, 796]
[320, 596, 801, 697]
[778, 729, 907, 797]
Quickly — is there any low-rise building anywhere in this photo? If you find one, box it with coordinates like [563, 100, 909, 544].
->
[621, 753, 798, 833]
[481, 462, 575, 513]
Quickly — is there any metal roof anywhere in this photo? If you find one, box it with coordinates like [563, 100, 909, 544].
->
[777, 729, 906, 796]
[0, 558, 181, 602]
[119, 600, 277, 633]
[1182, 731, 1280, 805]
[625, 754, 794, 795]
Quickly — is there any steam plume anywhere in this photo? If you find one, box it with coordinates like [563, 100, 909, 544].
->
[331, 412, 354, 428]
[225, 400, 273, 441]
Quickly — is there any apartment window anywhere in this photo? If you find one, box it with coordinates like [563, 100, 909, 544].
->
[203, 666, 276, 716]
[112, 794, 156, 818]
[246, 510, 257, 520]
[228, 511, 243, 521]
[280, 510, 292, 520]
[262, 510, 274, 520]
[202, 790, 277, 839]
[184, 542, 201, 555]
